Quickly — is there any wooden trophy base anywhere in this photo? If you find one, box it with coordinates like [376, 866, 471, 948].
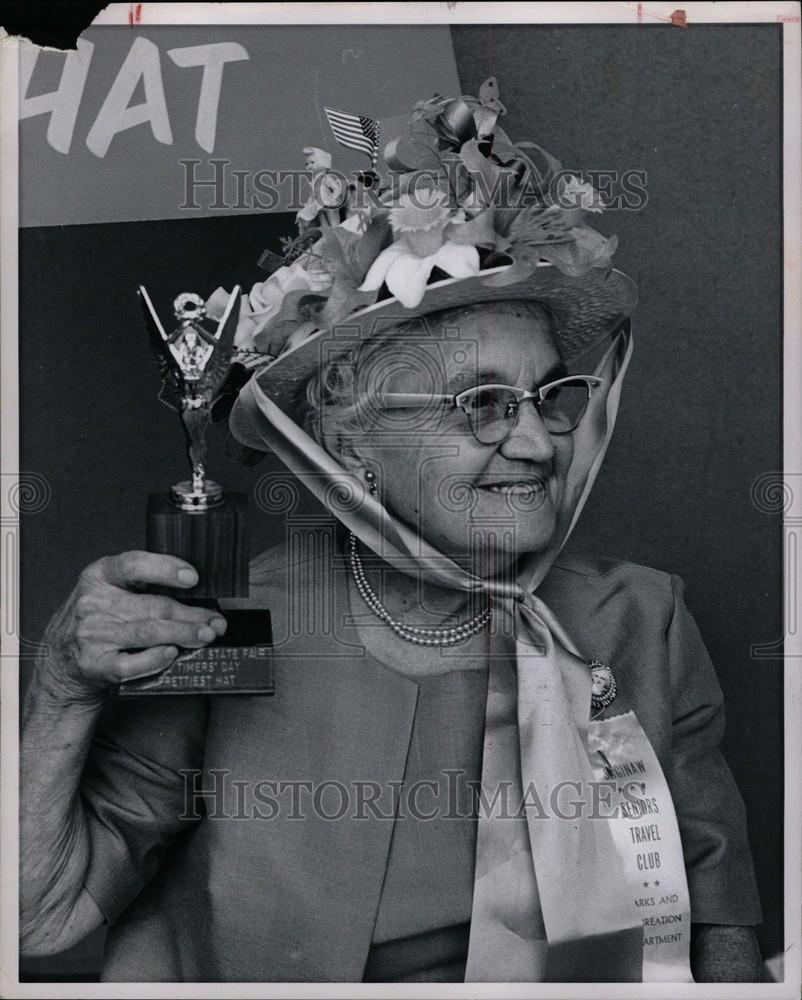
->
[146, 490, 249, 599]
[116, 490, 273, 697]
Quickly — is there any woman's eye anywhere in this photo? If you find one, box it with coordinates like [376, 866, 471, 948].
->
[470, 390, 497, 410]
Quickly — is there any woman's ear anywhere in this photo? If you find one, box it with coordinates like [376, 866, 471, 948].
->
[324, 430, 365, 474]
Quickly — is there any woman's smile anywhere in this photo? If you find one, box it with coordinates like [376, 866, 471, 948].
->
[477, 476, 549, 496]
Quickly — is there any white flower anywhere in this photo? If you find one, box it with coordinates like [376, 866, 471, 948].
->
[363, 190, 484, 312]
[233, 256, 329, 346]
[388, 188, 452, 236]
[248, 260, 310, 314]
[358, 237, 480, 309]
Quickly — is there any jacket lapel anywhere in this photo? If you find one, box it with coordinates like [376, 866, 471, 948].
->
[208, 538, 420, 981]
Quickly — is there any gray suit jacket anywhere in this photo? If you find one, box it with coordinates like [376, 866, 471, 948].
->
[81, 533, 762, 982]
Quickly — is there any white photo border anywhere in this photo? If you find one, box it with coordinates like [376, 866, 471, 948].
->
[2, 3, 800, 998]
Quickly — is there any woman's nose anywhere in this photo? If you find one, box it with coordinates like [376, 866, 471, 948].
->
[499, 399, 556, 462]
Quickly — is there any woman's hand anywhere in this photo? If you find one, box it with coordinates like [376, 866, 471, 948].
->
[39, 550, 227, 702]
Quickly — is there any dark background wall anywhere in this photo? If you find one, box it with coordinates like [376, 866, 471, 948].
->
[19, 23, 783, 977]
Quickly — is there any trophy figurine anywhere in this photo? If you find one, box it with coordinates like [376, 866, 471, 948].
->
[118, 286, 274, 697]
[156, 289, 235, 510]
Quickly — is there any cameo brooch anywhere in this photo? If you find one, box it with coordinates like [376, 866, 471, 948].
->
[589, 659, 617, 715]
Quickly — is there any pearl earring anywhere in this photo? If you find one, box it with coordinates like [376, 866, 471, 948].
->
[365, 470, 378, 495]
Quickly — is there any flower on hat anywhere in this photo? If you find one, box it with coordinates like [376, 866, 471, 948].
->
[358, 239, 480, 309]
[217, 76, 626, 363]
[220, 256, 333, 352]
[358, 188, 482, 309]
[388, 188, 452, 249]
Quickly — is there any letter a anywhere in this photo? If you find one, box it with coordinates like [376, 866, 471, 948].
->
[86, 37, 172, 157]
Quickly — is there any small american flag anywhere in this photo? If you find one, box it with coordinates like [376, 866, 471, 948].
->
[324, 106, 381, 167]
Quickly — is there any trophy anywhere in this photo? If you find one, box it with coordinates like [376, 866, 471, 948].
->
[118, 287, 274, 696]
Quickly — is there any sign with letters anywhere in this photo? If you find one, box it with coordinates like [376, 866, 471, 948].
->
[18, 25, 460, 226]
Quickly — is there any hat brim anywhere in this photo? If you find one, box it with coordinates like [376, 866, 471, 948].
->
[229, 261, 637, 449]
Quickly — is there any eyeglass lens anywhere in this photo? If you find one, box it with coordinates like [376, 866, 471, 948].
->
[460, 382, 592, 443]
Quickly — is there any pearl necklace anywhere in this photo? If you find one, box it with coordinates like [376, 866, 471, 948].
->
[348, 532, 492, 646]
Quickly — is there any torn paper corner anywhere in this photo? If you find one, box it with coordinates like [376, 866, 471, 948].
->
[0, 4, 114, 54]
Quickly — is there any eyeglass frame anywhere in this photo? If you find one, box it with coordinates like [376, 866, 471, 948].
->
[376, 374, 605, 445]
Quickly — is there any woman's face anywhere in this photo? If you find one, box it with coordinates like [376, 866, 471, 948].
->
[345, 305, 574, 574]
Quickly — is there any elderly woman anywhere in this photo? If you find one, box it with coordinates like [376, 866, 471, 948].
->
[20, 82, 765, 984]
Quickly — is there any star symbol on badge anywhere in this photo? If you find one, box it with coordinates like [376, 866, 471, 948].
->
[642, 881, 649, 888]
[654, 880, 660, 887]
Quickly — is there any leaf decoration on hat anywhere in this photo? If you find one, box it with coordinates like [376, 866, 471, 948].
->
[473, 76, 507, 141]
[444, 207, 502, 250]
[487, 143, 563, 231]
[458, 138, 519, 211]
[318, 214, 392, 285]
[481, 204, 573, 285]
[314, 277, 379, 331]
[557, 175, 606, 223]
[538, 227, 619, 277]
[478, 76, 506, 113]
[483, 205, 610, 286]
[310, 225, 383, 329]
[515, 141, 564, 187]
[508, 204, 574, 245]
[480, 244, 542, 288]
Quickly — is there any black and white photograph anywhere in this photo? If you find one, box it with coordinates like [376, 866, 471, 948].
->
[1, 2, 800, 995]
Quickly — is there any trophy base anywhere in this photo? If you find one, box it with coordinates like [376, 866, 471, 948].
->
[117, 605, 274, 696]
[134, 489, 270, 695]
[147, 491, 248, 599]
